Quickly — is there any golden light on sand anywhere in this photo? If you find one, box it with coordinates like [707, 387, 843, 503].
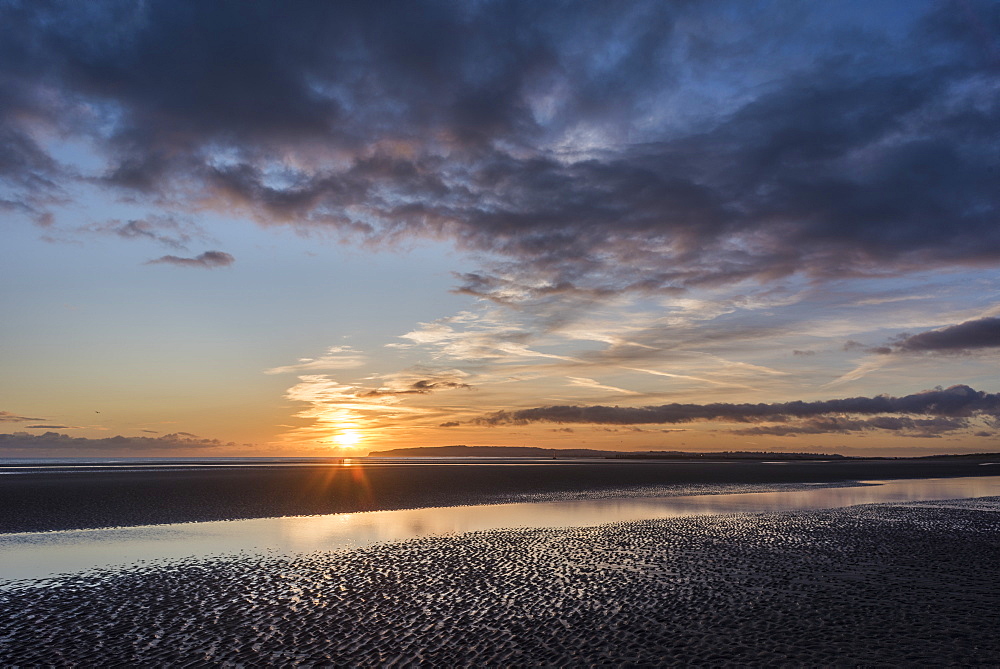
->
[333, 430, 362, 448]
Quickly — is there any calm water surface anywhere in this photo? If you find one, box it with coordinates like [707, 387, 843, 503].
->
[2, 475, 999, 582]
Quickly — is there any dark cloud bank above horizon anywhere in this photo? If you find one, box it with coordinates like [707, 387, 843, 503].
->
[0, 431, 238, 453]
[2, 0, 999, 298]
[8, 385, 992, 453]
[474, 385, 1000, 437]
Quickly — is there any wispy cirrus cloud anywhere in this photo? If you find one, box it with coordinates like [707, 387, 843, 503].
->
[823, 357, 894, 387]
[567, 376, 640, 396]
[279, 369, 476, 444]
[280, 376, 420, 444]
[392, 310, 580, 363]
[264, 346, 366, 375]
[81, 215, 207, 250]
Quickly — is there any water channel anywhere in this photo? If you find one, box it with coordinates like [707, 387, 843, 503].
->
[2, 475, 999, 582]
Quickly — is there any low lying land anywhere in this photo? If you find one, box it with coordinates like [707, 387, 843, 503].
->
[1, 457, 998, 532]
[367, 445, 851, 458]
[2, 499, 999, 665]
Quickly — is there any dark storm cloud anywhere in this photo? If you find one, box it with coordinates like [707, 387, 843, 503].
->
[1, 1, 998, 294]
[0, 431, 236, 452]
[474, 385, 1000, 426]
[146, 251, 235, 268]
[890, 317, 1000, 353]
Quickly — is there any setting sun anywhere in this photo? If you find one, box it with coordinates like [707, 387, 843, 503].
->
[333, 430, 361, 448]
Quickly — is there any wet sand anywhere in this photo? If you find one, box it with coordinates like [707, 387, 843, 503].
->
[1, 457, 997, 532]
[2, 499, 999, 666]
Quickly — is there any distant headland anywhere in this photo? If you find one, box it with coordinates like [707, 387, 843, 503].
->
[367, 445, 848, 460]
[367, 445, 1000, 460]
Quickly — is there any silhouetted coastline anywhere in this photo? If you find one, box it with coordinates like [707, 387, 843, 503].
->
[368, 444, 855, 459]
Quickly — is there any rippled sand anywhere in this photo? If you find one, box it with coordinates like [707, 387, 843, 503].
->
[2, 499, 999, 666]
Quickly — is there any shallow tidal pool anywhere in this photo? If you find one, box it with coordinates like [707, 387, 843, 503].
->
[3, 475, 1000, 582]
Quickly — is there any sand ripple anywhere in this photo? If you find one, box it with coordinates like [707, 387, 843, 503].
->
[2, 501, 999, 666]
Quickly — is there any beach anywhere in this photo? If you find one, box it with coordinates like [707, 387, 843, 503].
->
[2, 497, 999, 665]
[2, 460, 1000, 665]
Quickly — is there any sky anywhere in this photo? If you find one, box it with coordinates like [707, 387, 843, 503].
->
[1, 0, 999, 457]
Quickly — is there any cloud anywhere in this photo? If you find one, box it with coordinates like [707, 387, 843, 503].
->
[0, 411, 45, 423]
[842, 316, 1000, 365]
[567, 377, 640, 396]
[889, 317, 1000, 353]
[25, 424, 72, 429]
[280, 374, 434, 444]
[1, 1, 997, 301]
[264, 346, 366, 375]
[823, 357, 893, 387]
[357, 375, 472, 398]
[439, 421, 460, 428]
[275, 365, 483, 443]
[395, 314, 532, 360]
[145, 251, 235, 268]
[82, 215, 204, 249]
[298, 367, 476, 401]
[730, 416, 971, 438]
[474, 385, 1000, 426]
[0, 431, 238, 453]
[393, 310, 581, 363]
